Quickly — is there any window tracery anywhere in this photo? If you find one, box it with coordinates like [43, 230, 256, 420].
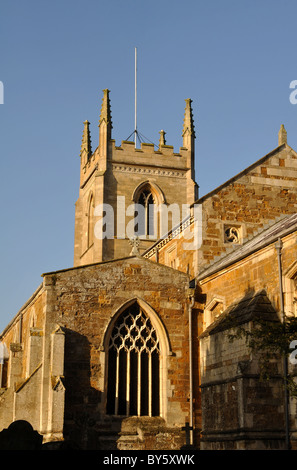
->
[224, 226, 241, 244]
[106, 303, 160, 417]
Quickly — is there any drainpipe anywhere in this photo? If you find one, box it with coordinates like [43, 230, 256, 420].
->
[275, 237, 290, 450]
[188, 281, 195, 446]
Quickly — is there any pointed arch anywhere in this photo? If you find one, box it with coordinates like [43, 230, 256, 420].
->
[102, 298, 171, 354]
[103, 298, 170, 418]
[131, 182, 166, 239]
[131, 181, 166, 205]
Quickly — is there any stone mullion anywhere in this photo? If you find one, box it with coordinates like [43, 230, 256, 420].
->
[137, 351, 141, 416]
[148, 353, 152, 417]
[126, 349, 130, 416]
[145, 198, 149, 237]
[115, 349, 120, 415]
[108, 306, 160, 418]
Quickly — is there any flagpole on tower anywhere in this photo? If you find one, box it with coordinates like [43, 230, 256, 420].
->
[125, 48, 157, 149]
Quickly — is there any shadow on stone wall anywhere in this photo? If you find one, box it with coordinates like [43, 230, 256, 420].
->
[62, 328, 123, 450]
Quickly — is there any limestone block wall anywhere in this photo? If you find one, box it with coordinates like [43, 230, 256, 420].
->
[144, 216, 198, 278]
[40, 256, 197, 449]
[199, 306, 285, 450]
[0, 285, 65, 442]
[74, 138, 198, 266]
[0, 256, 200, 449]
[197, 229, 297, 449]
[145, 143, 297, 278]
[198, 229, 297, 317]
[197, 144, 297, 270]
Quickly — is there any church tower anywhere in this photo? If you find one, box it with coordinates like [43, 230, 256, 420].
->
[73, 89, 198, 266]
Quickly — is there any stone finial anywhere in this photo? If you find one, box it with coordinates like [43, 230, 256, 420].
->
[129, 236, 140, 256]
[182, 98, 195, 139]
[158, 130, 166, 148]
[80, 120, 92, 160]
[278, 124, 287, 146]
[99, 89, 112, 129]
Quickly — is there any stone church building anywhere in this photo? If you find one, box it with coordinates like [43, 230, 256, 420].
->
[1, 90, 297, 450]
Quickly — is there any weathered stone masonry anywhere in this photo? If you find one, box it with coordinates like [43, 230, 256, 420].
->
[0, 256, 200, 449]
[1, 90, 297, 450]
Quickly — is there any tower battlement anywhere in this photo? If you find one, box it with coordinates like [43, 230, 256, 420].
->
[112, 139, 187, 156]
[74, 89, 198, 266]
[79, 90, 196, 187]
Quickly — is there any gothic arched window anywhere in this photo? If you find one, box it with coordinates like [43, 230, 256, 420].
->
[106, 303, 160, 417]
[136, 189, 156, 238]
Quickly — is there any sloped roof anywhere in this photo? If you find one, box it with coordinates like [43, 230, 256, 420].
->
[41, 254, 190, 280]
[199, 289, 278, 339]
[198, 213, 297, 280]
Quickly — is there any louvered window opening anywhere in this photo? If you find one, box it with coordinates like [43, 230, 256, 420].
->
[107, 304, 160, 416]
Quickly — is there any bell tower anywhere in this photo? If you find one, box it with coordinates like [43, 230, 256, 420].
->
[73, 90, 198, 267]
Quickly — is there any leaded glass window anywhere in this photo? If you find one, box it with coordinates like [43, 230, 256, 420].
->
[106, 303, 160, 416]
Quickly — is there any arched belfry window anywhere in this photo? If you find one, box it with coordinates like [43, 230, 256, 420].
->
[106, 302, 160, 417]
[132, 182, 165, 239]
[137, 189, 155, 237]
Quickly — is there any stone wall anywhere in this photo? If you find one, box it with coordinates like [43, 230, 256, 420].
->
[198, 225, 297, 449]
[0, 285, 47, 433]
[42, 256, 196, 449]
[145, 142, 297, 278]
[199, 310, 286, 449]
[74, 90, 198, 266]
[198, 144, 297, 270]
[0, 256, 201, 450]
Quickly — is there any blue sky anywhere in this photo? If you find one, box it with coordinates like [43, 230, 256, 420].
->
[0, 0, 297, 332]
